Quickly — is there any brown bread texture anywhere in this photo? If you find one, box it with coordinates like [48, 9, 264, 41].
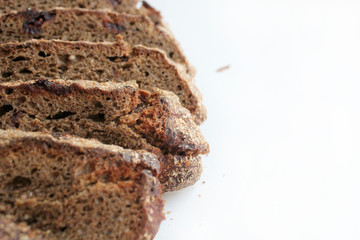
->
[0, 129, 164, 240]
[0, 215, 48, 240]
[0, 39, 206, 123]
[0, 0, 166, 29]
[0, 79, 209, 191]
[0, 8, 194, 76]
[0, 0, 139, 14]
[137, 1, 163, 26]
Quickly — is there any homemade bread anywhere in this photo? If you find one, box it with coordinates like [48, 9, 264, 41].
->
[0, 79, 209, 191]
[0, 0, 139, 14]
[0, 129, 164, 239]
[0, 39, 206, 123]
[0, 8, 193, 75]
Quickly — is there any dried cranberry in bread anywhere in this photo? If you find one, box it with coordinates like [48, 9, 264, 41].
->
[0, 129, 164, 239]
[0, 79, 209, 191]
[0, 39, 206, 123]
[0, 8, 194, 76]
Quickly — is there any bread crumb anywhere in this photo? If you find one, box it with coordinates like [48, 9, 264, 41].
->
[68, 55, 76, 61]
[198, 194, 202, 198]
[216, 65, 230, 72]
[202, 181, 206, 184]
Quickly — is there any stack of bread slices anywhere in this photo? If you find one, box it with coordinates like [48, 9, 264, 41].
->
[0, 1, 209, 239]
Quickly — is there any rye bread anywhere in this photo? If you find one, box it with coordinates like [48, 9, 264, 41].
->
[0, 39, 206, 123]
[0, 215, 48, 240]
[137, 1, 163, 26]
[0, 79, 209, 191]
[0, 0, 139, 14]
[0, 129, 164, 239]
[0, 0, 165, 29]
[0, 0, 183, 66]
[0, 8, 194, 76]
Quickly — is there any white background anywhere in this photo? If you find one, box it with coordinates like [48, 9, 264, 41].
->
[148, 1, 360, 239]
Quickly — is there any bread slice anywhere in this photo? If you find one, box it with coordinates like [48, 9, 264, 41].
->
[0, 8, 194, 76]
[0, 0, 139, 14]
[0, 39, 206, 123]
[0, 0, 164, 28]
[0, 129, 164, 239]
[0, 215, 48, 240]
[0, 79, 209, 191]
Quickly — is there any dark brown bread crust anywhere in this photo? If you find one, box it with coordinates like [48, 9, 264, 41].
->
[138, 1, 163, 26]
[0, 39, 206, 123]
[0, 130, 164, 239]
[161, 155, 203, 191]
[0, 8, 194, 75]
[0, 0, 139, 14]
[0, 79, 209, 191]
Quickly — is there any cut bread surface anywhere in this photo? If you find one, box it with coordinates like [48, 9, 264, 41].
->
[0, 79, 209, 191]
[0, 0, 166, 29]
[0, 129, 164, 240]
[0, 0, 139, 14]
[0, 8, 193, 75]
[0, 215, 48, 240]
[0, 39, 206, 123]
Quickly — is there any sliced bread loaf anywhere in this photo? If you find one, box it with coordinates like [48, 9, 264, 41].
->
[0, 129, 164, 239]
[0, 39, 206, 123]
[0, 8, 194, 75]
[0, 0, 139, 14]
[0, 79, 209, 191]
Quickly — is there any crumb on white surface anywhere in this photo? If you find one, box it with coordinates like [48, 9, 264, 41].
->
[216, 64, 231, 72]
